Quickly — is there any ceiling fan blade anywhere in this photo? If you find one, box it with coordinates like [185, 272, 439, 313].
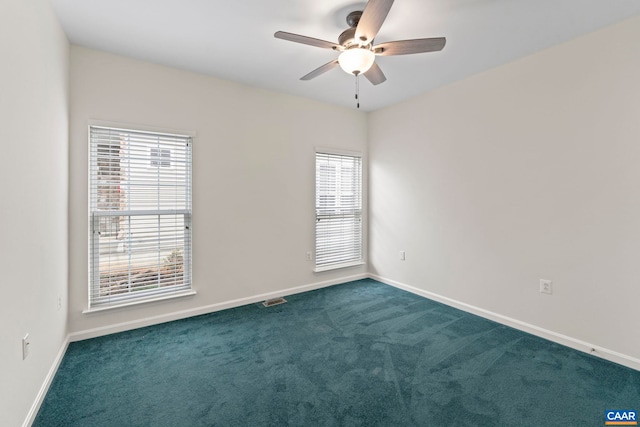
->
[274, 31, 341, 50]
[363, 62, 387, 85]
[373, 37, 446, 56]
[300, 60, 340, 81]
[355, 0, 394, 44]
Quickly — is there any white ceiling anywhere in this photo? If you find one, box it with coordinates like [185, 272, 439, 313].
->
[51, 0, 640, 112]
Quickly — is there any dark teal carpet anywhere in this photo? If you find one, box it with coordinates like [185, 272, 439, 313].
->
[34, 279, 639, 426]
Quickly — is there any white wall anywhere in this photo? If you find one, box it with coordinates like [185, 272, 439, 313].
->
[68, 46, 368, 336]
[0, 0, 69, 425]
[369, 15, 640, 364]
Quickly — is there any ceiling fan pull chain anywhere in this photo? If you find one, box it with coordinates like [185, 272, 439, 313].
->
[355, 73, 360, 109]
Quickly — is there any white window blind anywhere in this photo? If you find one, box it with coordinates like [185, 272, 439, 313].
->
[315, 151, 363, 269]
[89, 125, 192, 307]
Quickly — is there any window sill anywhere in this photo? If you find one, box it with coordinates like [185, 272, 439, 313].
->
[314, 261, 366, 273]
[82, 290, 197, 314]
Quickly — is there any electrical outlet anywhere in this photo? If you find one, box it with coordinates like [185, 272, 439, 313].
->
[399, 251, 406, 261]
[306, 251, 313, 261]
[540, 279, 552, 295]
[22, 334, 30, 360]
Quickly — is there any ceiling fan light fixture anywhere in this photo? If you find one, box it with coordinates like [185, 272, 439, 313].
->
[338, 48, 375, 75]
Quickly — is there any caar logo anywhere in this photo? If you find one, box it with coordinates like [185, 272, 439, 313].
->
[605, 410, 637, 426]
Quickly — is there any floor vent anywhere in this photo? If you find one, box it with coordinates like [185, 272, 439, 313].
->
[262, 297, 287, 307]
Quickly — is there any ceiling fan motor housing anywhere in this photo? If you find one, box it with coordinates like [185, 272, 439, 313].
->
[338, 27, 357, 47]
[340, 11, 370, 48]
[339, 30, 371, 50]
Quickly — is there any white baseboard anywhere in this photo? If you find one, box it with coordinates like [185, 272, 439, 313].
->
[69, 273, 368, 342]
[23, 335, 70, 427]
[369, 273, 640, 372]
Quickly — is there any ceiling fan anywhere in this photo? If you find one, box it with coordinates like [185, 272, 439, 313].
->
[274, 0, 446, 87]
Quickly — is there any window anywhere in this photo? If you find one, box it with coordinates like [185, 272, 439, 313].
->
[89, 125, 192, 308]
[315, 151, 363, 270]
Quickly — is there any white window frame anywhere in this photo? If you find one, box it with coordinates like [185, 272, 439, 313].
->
[87, 123, 194, 310]
[314, 149, 364, 271]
